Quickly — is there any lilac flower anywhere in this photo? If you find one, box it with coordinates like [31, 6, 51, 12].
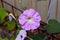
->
[15, 30, 27, 40]
[8, 15, 12, 21]
[18, 9, 41, 30]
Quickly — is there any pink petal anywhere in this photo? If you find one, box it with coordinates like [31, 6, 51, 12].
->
[33, 12, 41, 22]
[23, 9, 36, 17]
[33, 21, 40, 27]
[19, 14, 27, 19]
[19, 19, 27, 26]
[18, 14, 28, 25]
[22, 22, 31, 30]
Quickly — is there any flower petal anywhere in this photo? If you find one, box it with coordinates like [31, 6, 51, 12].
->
[19, 14, 27, 19]
[19, 14, 28, 25]
[23, 9, 36, 17]
[22, 22, 31, 30]
[33, 12, 41, 22]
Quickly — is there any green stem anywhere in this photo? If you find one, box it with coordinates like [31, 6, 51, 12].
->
[27, 36, 33, 40]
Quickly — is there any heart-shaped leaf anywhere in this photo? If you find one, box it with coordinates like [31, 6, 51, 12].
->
[45, 19, 60, 33]
[4, 21, 16, 30]
[29, 33, 45, 40]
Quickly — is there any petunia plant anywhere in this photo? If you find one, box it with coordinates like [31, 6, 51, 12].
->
[0, 7, 60, 40]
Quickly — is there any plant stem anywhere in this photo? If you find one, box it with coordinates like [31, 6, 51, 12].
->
[27, 36, 33, 40]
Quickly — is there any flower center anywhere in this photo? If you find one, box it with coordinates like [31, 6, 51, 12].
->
[20, 35, 23, 38]
[27, 17, 32, 22]
[28, 17, 31, 20]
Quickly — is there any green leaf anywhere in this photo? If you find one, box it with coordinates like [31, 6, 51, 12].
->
[45, 19, 60, 33]
[4, 21, 16, 30]
[48, 19, 58, 24]
[0, 37, 2, 40]
[29, 33, 45, 40]
[0, 8, 6, 22]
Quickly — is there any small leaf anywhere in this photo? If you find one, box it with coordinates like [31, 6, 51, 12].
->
[0, 8, 6, 22]
[29, 33, 45, 40]
[45, 19, 60, 33]
[4, 21, 16, 30]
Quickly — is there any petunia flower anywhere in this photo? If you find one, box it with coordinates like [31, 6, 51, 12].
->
[15, 30, 27, 40]
[18, 9, 41, 30]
